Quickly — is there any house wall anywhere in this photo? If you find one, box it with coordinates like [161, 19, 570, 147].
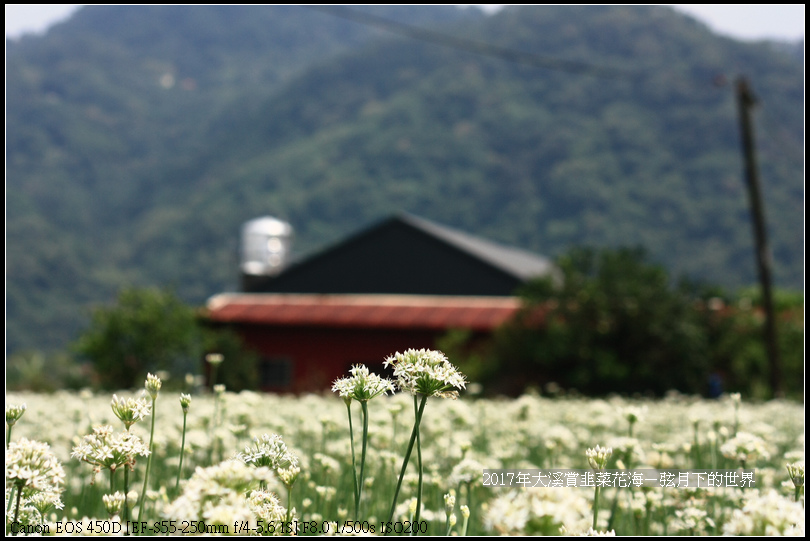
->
[236, 324, 445, 393]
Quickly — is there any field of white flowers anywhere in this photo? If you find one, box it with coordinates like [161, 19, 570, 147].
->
[5, 354, 805, 536]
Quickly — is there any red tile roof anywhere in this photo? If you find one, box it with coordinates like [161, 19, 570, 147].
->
[205, 293, 522, 332]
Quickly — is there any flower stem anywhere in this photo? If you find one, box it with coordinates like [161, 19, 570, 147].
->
[465, 483, 474, 529]
[124, 465, 130, 525]
[6, 484, 16, 517]
[176, 411, 188, 492]
[592, 486, 601, 530]
[210, 396, 219, 465]
[413, 395, 424, 532]
[387, 394, 428, 529]
[606, 487, 620, 531]
[285, 485, 293, 523]
[12, 483, 23, 535]
[643, 496, 652, 535]
[137, 396, 157, 518]
[6, 426, 12, 449]
[359, 400, 370, 519]
[346, 401, 360, 518]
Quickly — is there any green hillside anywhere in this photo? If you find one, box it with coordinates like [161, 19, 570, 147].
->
[6, 5, 481, 353]
[6, 5, 804, 354]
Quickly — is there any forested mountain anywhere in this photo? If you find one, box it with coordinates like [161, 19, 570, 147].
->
[6, 5, 804, 354]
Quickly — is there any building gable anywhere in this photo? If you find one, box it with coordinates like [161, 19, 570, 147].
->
[244, 213, 554, 296]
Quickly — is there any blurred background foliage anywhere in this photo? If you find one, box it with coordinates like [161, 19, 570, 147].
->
[447, 247, 803, 400]
[6, 287, 260, 392]
[71, 287, 202, 390]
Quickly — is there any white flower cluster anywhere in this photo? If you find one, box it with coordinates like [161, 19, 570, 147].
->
[110, 394, 151, 430]
[145, 373, 162, 400]
[6, 403, 27, 426]
[331, 364, 395, 403]
[26, 489, 66, 519]
[315, 485, 336, 500]
[6, 438, 66, 500]
[722, 489, 804, 536]
[165, 460, 274, 530]
[312, 452, 341, 474]
[579, 528, 616, 536]
[179, 393, 192, 414]
[103, 491, 126, 516]
[248, 489, 288, 529]
[238, 433, 298, 472]
[444, 491, 456, 513]
[542, 424, 578, 453]
[391, 496, 421, 521]
[450, 457, 488, 486]
[606, 436, 645, 467]
[276, 464, 301, 490]
[786, 462, 804, 487]
[6, 438, 65, 527]
[71, 425, 150, 476]
[384, 349, 466, 399]
[586, 445, 613, 470]
[670, 506, 716, 534]
[482, 487, 593, 535]
[720, 431, 772, 466]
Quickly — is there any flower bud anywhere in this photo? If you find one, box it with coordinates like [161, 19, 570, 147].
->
[145, 373, 162, 400]
[179, 393, 192, 414]
[6, 403, 27, 427]
[444, 491, 456, 514]
[103, 492, 125, 516]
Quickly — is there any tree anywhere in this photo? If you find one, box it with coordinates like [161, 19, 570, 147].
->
[706, 287, 804, 400]
[73, 287, 203, 389]
[491, 247, 712, 396]
[201, 325, 259, 393]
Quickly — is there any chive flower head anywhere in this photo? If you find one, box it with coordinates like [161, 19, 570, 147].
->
[384, 349, 466, 399]
[179, 393, 192, 414]
[786, 462, 804, 488]
[332, 364, 395, 403]
[238, 433, 298, 472]
[6, 438, 66, 494]
[103, 492, 126, 516]
[72, 425, 150, 477]
[110, 394, 151, 430]
[145, 373, 162, 400]
[586, 445, 613, 470]
[6, 403, 27, 427]
[720, 432, 772, 465]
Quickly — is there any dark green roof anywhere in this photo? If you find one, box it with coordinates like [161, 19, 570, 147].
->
[397, 213, 555, 281]
[243, 213, 557, 295]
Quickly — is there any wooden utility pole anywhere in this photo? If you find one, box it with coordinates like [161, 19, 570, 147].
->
[735, 76, 782, 398]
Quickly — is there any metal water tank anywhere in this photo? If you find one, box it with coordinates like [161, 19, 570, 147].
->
[240, 216, 293, 276]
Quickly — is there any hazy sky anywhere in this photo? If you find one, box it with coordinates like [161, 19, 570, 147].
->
[4, 4, 806, 42]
